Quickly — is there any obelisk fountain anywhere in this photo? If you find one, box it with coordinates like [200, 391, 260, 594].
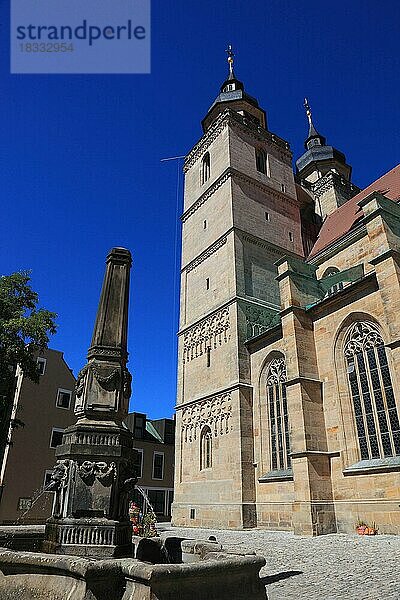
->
[44, 247, 137, 558]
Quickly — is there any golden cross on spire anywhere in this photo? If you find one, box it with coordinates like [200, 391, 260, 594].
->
[226, 44, 234, 76]
[304, 98, 312, 126]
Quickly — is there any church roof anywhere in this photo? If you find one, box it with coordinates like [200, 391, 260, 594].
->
[308, 163, 400, 259]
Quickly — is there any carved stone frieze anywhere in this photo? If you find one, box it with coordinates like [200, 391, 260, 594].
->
[87, 346, 123, 358]
[181, 393, 233, 442]
[312, 171, 360, 199]
[58, 524, 119, 546]
[241, 302, 280, 339]
[184, 237, 227, 273]
[63, 431, 120, 446]
[228, 109, 291, 159]
[91, 365, 120, 388]
[182, 171, 231, 222]
[241, 232, 286, 255]
[78, 461, 117, 486]
[76, 361, 132, 399]
[183, 111, 230, 172]
[182, 165, 296, 224]
[183, 307, 230, 363]
[184, 109, 291, 173]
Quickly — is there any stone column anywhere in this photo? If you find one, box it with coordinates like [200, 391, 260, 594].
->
[276, 256, 337, 535]
[44, 248, 137, 558]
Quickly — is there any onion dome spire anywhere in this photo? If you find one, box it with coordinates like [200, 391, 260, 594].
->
[303, 98, 326, 149]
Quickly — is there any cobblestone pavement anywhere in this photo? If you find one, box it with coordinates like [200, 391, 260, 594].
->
[159, 524, 400, 600]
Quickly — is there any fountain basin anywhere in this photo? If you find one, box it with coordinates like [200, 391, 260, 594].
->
[0, 546, 267, 600]
[0, 525, 45, 553]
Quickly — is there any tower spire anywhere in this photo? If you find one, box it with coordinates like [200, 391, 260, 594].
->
[303, 97, 326, 149]
[304, 98, 313, 126]
[226, 44, 235, 79]
[202, 46, 267, 132]
[296, 99, 355, 218]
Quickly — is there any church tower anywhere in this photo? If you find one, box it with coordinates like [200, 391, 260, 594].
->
[172, 49, 306, 529]
[296, 99, 359, 219]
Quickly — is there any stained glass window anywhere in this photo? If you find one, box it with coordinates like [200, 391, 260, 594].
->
[266, 357, 291, 470]
[344, 321, 400, 459]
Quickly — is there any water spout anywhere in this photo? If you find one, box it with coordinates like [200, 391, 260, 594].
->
[135, 486, 156, 516]
[14, 482, 54, 525]
[129, 486, 158, 538]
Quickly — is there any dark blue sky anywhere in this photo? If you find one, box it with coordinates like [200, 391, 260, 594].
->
[1, 0, 399, 418]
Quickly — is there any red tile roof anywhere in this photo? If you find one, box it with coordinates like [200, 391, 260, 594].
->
[308, 163, 400, 259]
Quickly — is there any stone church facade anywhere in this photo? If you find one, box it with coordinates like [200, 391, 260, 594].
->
[172, 52, 400, 535]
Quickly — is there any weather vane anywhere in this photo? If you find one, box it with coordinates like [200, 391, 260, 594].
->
[304, 98, 312, 126]
[226, 44, 234, 76]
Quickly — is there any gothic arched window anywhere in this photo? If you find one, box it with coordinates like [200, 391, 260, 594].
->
[200, 152, 210, 185]
[255, 149, 269, 176]
[200, 426, 212, 470]
[266, 357, 291, 470]
[344, 321, 400, 460]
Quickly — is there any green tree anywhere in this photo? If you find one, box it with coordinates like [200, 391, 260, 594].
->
[0, 272, 57, 459]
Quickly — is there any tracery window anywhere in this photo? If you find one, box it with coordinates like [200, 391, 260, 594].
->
[267, 357, 291, 470]
[200, 426, 212, 470]
[344, 321, 400, 460]
[200, 152, 210, 185]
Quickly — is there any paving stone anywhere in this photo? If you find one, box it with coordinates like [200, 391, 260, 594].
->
[160, 524, 400, 600]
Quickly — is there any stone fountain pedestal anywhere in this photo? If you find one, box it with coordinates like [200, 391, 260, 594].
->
[44, 419, 136, 557]
[43, 248, 137, 558]
[44, 431, 136, 557]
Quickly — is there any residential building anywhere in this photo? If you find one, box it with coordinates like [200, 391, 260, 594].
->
[125, 412, 175, 521]
[0, 349, 76, 524]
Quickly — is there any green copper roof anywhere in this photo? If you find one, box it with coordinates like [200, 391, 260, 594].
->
[145, 420, 163, 443]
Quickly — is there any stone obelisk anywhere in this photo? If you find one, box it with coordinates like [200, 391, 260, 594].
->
[44, 248, 137, 558]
